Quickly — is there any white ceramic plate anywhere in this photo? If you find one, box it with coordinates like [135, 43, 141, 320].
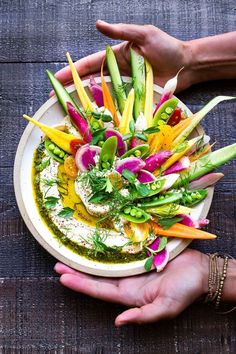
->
[14, 77, 214, 277]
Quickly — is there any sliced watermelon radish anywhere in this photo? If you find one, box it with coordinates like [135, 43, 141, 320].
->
[116, 157, 145, 175]
[144, 151, 172, 172]
[163, 156, 190, 175]
[75, 144, 100, 172]
[137, 170, 156, 183]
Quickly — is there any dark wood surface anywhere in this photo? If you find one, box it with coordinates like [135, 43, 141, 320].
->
[0, 0, 236, 352]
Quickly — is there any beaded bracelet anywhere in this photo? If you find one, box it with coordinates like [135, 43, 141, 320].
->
[205, 253, 229, 308]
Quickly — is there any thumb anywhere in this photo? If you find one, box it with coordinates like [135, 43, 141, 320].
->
[96, 20, 146, 44]
[115, 299, 178, 326]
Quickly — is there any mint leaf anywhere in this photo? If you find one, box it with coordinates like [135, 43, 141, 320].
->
[129, 119, 135, 134]
[134, 133, 148, 142]
[122, 133, 133, 141]
[91, 128, 105, 145]
[105, 178, 113, 193]
[44, 196, 59, 209]
[58, 207, 74, 219]
[88, 192, 108, 203]
[144, 256, 153, 271]
[143, 126, 160, 134]
[158, 217, 183, 230]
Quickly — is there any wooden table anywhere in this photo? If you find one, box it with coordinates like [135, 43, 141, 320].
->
[1, 0, 236, 352]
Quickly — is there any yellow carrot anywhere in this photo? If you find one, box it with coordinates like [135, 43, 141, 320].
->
[151, 221, 216, 240]
[119, 88, 135, 135]
[172, 117, 193, 140]
[149, 125, 174, 154]
[66, 52, 94, 113]
[101, 60, 120, 127]
[156, 136, 201, 175]
[23, 115, 81, 154]
[144, 60, 153, 128]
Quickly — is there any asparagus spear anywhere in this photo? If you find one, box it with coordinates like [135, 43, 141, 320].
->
[130, 48, 145, 120]
[106, 45, 127, 114]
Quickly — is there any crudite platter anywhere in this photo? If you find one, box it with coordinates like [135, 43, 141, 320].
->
[14, 48, 236, 276]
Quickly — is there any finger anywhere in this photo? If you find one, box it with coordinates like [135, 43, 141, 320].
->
[115, 299, 177, 326]
[54, 50, 106, 85]
[54, 262, 79, 275]
[59, 273, 123, 303]
[96, 20, 146, 44]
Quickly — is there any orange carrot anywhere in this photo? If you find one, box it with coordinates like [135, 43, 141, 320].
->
[101, 59, 120, 127]
[151, 221, 216, 240]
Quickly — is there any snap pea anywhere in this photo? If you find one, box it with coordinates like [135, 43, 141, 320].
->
[180, 189, 208, 206]
[120, 206, 151, 223]
[153, 98, 179, 126]
[99, 136, 117, 170]
[92, 111, 113, 122]
[44, 139, 67, 163]
[131, 178, 166, 200]
[139, 192, 183, 208]
[121, 144, 149, 159]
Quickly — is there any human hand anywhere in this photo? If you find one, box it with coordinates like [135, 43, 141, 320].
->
[54, 249, 208, 326]
[51, 20, 194, 95]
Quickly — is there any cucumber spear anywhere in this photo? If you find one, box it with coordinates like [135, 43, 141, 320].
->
[106, 45, 127, 114]
[130, 48, 145, 120]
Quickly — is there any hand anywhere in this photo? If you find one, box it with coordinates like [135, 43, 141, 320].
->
[52, 20, 194, 95]
[54, 249, 209, 326]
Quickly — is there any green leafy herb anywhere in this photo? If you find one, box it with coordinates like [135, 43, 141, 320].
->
[44, 196, 59, 210]
[91, 128, 106, 145]
[158, 216, 183, 230]
[134, 133, 148, 142]
[143, 126, 160, 134]
[122, 133, 133, 141]
[144, 256, 153, 271]
[122, 169, 136, 183]
[90, 230, 109, 256]
[37, 158, 50, 172]
[88, 192, 108, 203]
[42, 178, 59, 187]
[105, 178, 113, 193]
[58, 207, 74, 219]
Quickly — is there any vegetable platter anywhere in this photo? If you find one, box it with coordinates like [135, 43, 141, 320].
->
[14, 47, 236, 276]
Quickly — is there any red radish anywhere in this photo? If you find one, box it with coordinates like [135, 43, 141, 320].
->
[75, 144, 99, 172]
[137, 170, 156, 183]
[67, 102, 92, 143]
[116, 157, 145, 175]
[144, 151, 172, 172]
[153, 67, 184, 115]
[177, 214, 209, 229]
[89, 76, 104, 107]
[188, 172, 224, 190]
[105, 129, 127, 156]
[163, 156, 190, 175]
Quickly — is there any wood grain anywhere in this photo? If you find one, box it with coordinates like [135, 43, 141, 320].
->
[0, 0, 236, 352]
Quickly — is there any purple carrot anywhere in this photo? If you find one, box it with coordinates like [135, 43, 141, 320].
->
[144, 151, 172, 172]
[89, 76, 104, 107]
[163, 156, 190, 175]
[188, 172, 224, 190]
[67, 102, 92, 143]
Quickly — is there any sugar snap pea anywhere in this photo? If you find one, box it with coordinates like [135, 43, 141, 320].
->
[120, 205, 151, 223]
[139, 191, 183, 208]
[44, 139, 67, 163]
[153, 97, 179, 126]
[121, 144, 149, 159]
[180, 189, 208, 206]
[99, 136, 117, 170]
